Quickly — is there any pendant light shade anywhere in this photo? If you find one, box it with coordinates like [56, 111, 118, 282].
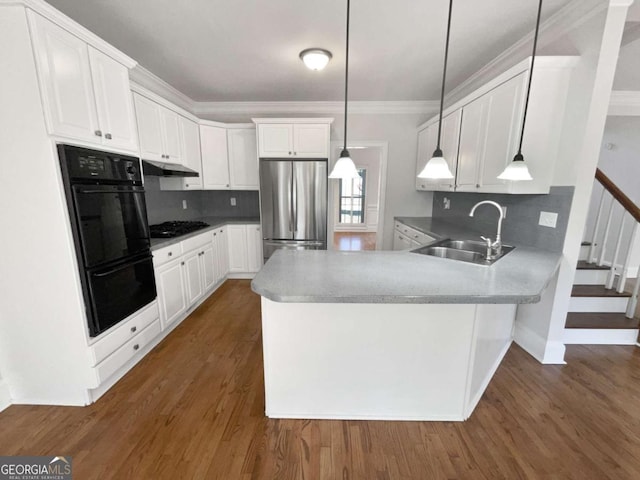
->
[417, 149, 453, 179]
[299, 48, 332, 71]
[417, 0, 455, 181]
[329, 149, 360, 179]
[329, 0, 361, 180]
[497, 0, 543, 182]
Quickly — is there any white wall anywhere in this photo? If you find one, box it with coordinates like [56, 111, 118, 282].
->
[202, 112, 434, 249]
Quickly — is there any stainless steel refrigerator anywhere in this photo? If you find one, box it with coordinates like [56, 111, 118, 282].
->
[259, 159, 327, 261]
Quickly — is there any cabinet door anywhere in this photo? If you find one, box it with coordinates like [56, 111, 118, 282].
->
[88, 47, 138, 153]
[228, 128, 259, 189]
[436, 110, 462, 191]
[227, 225, 248, 273]
[293, 124, 329, 158]
[415, 125, 436, 190]
[258, 124, 293, 157]
[247, 225, 263, 272]
[156, 258, 187, 330]
[180, 116, 203, 190]
[159, 107, 182, 163]
[183, 251, 203, 305]
[456, 97, 488, 190]
[200, 125, 230, 189]
[201, 244, 215, 291]
[29, 13, 100, 143]
[133, 94, 164, 161]
[479, 73, 526, 190]
[217, 227, 230, 277]
[393, 231, 412, 251]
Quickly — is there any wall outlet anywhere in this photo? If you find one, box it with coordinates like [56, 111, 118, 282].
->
[443, 197, 450, 210]
[539, 211, 558, 228]
[182, 200, 187, 210]
[230, 197, 237, 206]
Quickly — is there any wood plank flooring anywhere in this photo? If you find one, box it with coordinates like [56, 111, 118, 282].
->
[1, 280, 640, 479]
[333, 232, 377, 251]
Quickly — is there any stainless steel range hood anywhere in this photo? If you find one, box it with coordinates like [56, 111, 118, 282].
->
[142, 160, 199, 177]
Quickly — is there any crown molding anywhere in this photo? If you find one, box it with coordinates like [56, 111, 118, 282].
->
[446, 0, 605, 104]
[1, 0, 136, 68]
[129, 66, 195, 113]
[608, 90, 640, 116]
[194, 100, 438, 116]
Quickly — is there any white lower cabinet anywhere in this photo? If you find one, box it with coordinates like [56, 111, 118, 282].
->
[393, 221, 436, 251]
[212, 227, 230, 283]
[202, 244, 216, 291]
[156, 257, 188, 329]
[184, 250, 204, 306]
[227, 224, 263, 275]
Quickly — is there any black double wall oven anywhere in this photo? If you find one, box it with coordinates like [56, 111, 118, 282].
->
[59, 145, 157, 337]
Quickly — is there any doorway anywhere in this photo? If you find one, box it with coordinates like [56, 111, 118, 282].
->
[328, 141, 388, 251]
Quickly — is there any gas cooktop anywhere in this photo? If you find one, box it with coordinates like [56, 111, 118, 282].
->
[149, 221, 210, 238]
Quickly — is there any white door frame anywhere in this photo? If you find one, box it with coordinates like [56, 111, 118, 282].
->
[328, 140, 389, 250]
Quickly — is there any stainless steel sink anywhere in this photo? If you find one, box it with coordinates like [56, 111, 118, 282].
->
[411, 239, 515, 266]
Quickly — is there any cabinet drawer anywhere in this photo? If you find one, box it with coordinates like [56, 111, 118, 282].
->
[407, 229, 435, 245]
[94, 319, 161, 385]
[181, 231, 211, 254]
[88, 301, 159, 366]
[153, 243, 183, 267]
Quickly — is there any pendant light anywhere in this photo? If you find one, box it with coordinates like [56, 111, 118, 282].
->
[300, 48, 332, 71]
[418, 0, 455, 180]
[497, 0, 543, 181]
[329, 0, 360, 180]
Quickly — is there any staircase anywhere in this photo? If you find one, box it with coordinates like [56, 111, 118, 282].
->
[565, 169, 640, 345]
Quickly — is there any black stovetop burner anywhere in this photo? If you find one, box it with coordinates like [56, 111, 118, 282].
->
[149, 221, 210, 238]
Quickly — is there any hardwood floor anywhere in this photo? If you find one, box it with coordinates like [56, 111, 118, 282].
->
[333, 232, 377, 251]
[2, 280, 640, 479]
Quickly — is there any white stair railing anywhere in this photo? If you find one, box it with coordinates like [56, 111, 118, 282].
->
[585, 169, 640, 319]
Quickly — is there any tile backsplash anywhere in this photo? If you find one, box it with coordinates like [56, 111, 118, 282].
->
[432, 186, 575, 252]
[144, 176, 260, 225]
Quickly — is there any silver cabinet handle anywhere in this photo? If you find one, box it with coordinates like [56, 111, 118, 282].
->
[94, 130, 102, 137]
[288, 151, 292, 155]
[105, 133, 112, 139]
[185, 184, 189, 188]
[133, 344, 139, 351]
[181, 261, 185, 266]
[131, 326, 137, 333]
[226, 184, 230, 187]
[168, 252, 172, 257]
[213, 233, 217, 236]
[476, 184, 480, 188]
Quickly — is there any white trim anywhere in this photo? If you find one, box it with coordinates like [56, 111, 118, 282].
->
[445, 0, 605, 104]
[568, 296, 628, 313]
[0, 0, 136, 68]
[513, 321, 548, 364]
[608, 91, 640, 116]
[227, 273, 256, 280]
[563, 328, 639, 344]
[265, 411, 463, 421]
[193, 101, 438, 116]
[130, 82, 199, 122]
[0, 380, 11, 412]
[251, 117, 335, 124]
[328, 141, 389, 251]
[129, 66, 195, 113]
[541, 341, 567, 364]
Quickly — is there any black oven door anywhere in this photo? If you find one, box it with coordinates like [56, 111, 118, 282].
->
[86, 255, 157, 336]
[72, 184, 150, 268]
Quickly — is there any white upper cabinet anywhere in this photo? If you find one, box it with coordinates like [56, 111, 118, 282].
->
[227, 127, 258, 189]
[414, 57, 576, 194]
[415, 123, 438, 191]
[87, 47, 138, 152]
[200, 124, 230, 189]
[258, 124, 293, 157]
[256, 120, 332, 158]
[29, 12, 137, 153]
[133, 93, 182, 164]
[179, 117, 203, 190]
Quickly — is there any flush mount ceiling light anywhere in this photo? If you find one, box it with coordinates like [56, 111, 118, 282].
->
[497, 0, 542, 182]
[418, 0, 455, 180]
[329, 0, 360, 180]
[299, 48, 333, 71]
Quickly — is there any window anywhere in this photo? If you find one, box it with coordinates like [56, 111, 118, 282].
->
[338, 169, 366, 224]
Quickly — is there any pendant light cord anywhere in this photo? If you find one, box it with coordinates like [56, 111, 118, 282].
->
[517, 0, 543, 156]
[343, 0, 350, 152]
[436, 0, 453, 151]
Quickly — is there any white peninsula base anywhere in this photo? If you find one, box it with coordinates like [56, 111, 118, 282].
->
[261, 299, 517, 421]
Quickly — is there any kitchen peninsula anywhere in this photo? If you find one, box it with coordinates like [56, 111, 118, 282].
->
[251, 240, 561, 421]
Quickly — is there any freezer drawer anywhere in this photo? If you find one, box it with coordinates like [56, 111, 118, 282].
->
[263, 239, 326, 261]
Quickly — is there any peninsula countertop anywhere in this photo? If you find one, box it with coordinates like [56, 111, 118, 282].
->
[251, 217, 562, 304]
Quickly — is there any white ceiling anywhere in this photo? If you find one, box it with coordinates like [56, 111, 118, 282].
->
[48, 0, 574, 102]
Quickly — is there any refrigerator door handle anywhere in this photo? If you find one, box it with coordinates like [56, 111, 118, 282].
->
[293, 173, 298, 234]
[288, 165, 294, 234]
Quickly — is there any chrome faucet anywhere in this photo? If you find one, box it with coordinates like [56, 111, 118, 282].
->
[469, 200, 505, 260]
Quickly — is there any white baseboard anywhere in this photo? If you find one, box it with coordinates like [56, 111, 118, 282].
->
[513, 322, 547, 363]
[227, 272, 256, 279]
[0, 380, 11, 412]
[464, 340, 511, 419]
[563, 328, 639, 345]
[541, 340, 567, 364]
